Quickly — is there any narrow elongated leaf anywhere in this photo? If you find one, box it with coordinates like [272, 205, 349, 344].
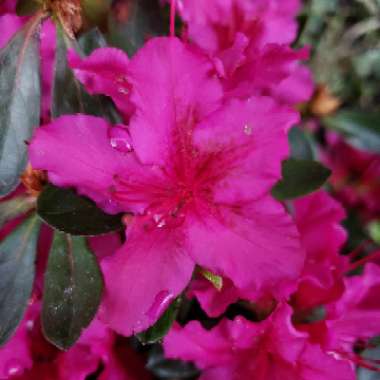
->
[0, 17, 41, 196]
[0, 195, 35, 229]
[52, 25, 119, 123]
[272, 159, 331, 200]
[42, 232, 103, 350]
[324, 110, 380, 153]
[37, 184, 124, 236]
[107, 0, 164, 56]
[137, 297, 182, 345]
[0, 214, 41, 345]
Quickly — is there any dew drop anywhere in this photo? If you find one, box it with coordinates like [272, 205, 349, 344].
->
[153, 214, 167, 228]
[146, 290, 174, 319]
[26, 320, 34, 331]
[5, 359, 23, 377]
[108, 125, 133, 153]
[243, 123, 253, 135]
[118, 87, 129, 95]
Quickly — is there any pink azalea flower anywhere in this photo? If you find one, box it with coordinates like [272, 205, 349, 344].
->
[292, 191, 348, 311]
[322, 135, 380, 220]
[29, 37, 304, 336]
[68, 47, 133, 120]
[190, 191, 347, 317]
[326, 264, 380, 351]
[164, 303, 355, 380]
[295, 263, 380, 372]
[175, 0, 314, 106]
[0, 300, 144, 379]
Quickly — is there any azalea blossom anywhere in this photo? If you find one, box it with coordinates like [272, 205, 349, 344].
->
[174, 0, 314, 106]
[164, 303, 355, 380]
[188, 191, 347, 317]
[29, 36, 304, 336]
[0, 300, 148, 380]
[291, 191, 348, 312]
[322, 134, 380, 221]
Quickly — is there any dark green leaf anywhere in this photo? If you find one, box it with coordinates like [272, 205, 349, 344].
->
[107, 0, 164, 56]
[0, 195, 35, 229]
[0, 17, 41, 196]
[78, 28, 107, 55]
[272, 159, 331, 200]
[137, 297, 181, 345]
[147, 345, 200, 380]
[16, 0, 40, 16]
[37, 184, 124, 236]
[52, 25, 120, 123]
[42, 232, 103, 350]
[289, 127, 314, 160]
[324, 110, 380, 153]
[0, 214, 41, 345]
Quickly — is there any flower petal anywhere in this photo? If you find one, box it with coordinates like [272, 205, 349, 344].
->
[194, 97, 298, 202]
[128, 37, 222, 165]
[186, 196, 304, 298]
[68, 48, 132, 119]
[100, 220, 194, 336]
[29, 115, 140, 213]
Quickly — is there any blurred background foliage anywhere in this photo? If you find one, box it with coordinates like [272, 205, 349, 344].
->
[298, 0, 380, 110]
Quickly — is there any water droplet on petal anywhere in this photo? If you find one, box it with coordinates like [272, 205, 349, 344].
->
[108, 125, 133, 153]
[5, 360, 24, 377]
[118, 87, 129, 95]
[243, 123, 253, 135]
[146, 290, 174, 320]
[26, 320, 34, 331]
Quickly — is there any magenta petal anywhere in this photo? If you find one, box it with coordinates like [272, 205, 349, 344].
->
[194, 97, 299, 202]
[40, 19, 56, 122]
[29, 115, 140, 214]
[128, 37, 222, 165]
[186, 196, 304, 298]
[100, 221, 194, 336]
[68, 48, 132, 119]
[0, 14, 25, 49]
[327, 264, 380, 350]
[299, 345, 355, 380]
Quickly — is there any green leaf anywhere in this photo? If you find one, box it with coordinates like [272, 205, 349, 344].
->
[288, 127, 314, 160]
[324, 110, 380, 153]
[37, 184, 124, 236]
[0, 17, 41, 196]
[0, 195, 35, 229]
[137, 297, 181, 345]
[368, 220, 380, 245]
[52, 25, 120, 123]
[107, 0, 164, 56]
[42, 232, 103, 350]
[200, 269, 223, 291]
[16, 0, 40, 16]
[0, 214, 41, 345]
[78, 28, 107, 55]
[272, 159, 331, 200]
